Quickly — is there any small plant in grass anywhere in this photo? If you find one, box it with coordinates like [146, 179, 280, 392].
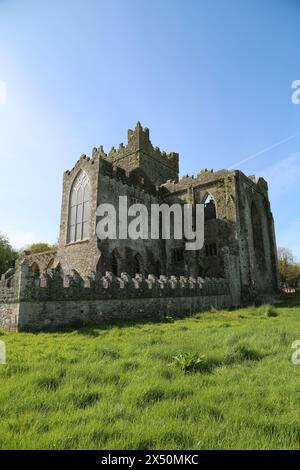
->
[260, 304, 279, 318]
[266, 306, 278, 317]
[171, 352, 207, 373]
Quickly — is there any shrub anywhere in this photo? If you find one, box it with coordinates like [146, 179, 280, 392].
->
[260, 304, 279, 317]
[171, 352, 208, 373]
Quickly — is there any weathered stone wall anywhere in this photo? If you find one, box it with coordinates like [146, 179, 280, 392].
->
[0, 302, 19, 332]
[163, 168, 279, 301]
[235, 172, 279, 300]
[97, 169, 164, 277]
[18, 294, 232, 332]
[0, 271, 20, 331]
[17, 250, 58, 273]
[0, 264, 231, 332]
[162, 169, 239, 280]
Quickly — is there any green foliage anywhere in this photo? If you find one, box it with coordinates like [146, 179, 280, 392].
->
[171, 352, 206, 373]
[278, 247, 300, 288]
[27, 243, 56, 254]
[262, 305, 279, 318]
[0, 292, 300, 450]
[0, 233, 17, 276]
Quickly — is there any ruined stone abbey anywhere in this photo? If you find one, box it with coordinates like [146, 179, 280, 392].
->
[0, 122, 279, 331]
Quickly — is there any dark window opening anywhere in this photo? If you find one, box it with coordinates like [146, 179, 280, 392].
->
[173, 249, 184, 263]
[205, 243, 217, 257]
[134, 254, 142, 275]
[130, 196, 142, 205]
[204, 195, 216, 221]
[155, 260, 161, 278]
[112, 254, 118, 277]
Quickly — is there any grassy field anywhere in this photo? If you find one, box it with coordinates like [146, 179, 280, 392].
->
[1, 293, 300, 450]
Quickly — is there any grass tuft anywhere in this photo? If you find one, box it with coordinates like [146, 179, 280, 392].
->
[225, 344, 264, 364]
[71, 391, 100, 409]
[258, 304, 279, 317]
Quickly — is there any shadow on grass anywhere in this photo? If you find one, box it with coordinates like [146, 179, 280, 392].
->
[20, 290, 300, 336]
[224, 344, 264, 365]
[25, 315, 180, 336]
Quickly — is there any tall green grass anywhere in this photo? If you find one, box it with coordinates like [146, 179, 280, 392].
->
[0, 293, 300, 450]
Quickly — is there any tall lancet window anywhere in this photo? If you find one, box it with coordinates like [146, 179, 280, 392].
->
[68, 170, 90, 243]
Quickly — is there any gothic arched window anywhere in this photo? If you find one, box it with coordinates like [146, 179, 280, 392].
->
[68, 171, 90, 243]
[204, 195, 216, 221]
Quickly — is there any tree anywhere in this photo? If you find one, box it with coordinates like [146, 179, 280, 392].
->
[0, 233, 17, 276]
[26, 243, 57, 254]
[278, 247, 294, 264]
[278, 247, 300, 289]
[286, 264, 300, 288]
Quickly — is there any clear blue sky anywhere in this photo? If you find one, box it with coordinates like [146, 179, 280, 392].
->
[0, 0, 299, 259]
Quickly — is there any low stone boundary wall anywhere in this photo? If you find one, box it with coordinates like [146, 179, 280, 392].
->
[0, 263, 232, 331]
[18, 294, 232, 331]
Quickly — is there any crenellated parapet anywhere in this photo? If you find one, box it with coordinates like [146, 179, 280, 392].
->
[67, 122, 179, 187]
[99, 122, 179, 172]
[67, 122, 178, 176]
[12, 263, 229, 303]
